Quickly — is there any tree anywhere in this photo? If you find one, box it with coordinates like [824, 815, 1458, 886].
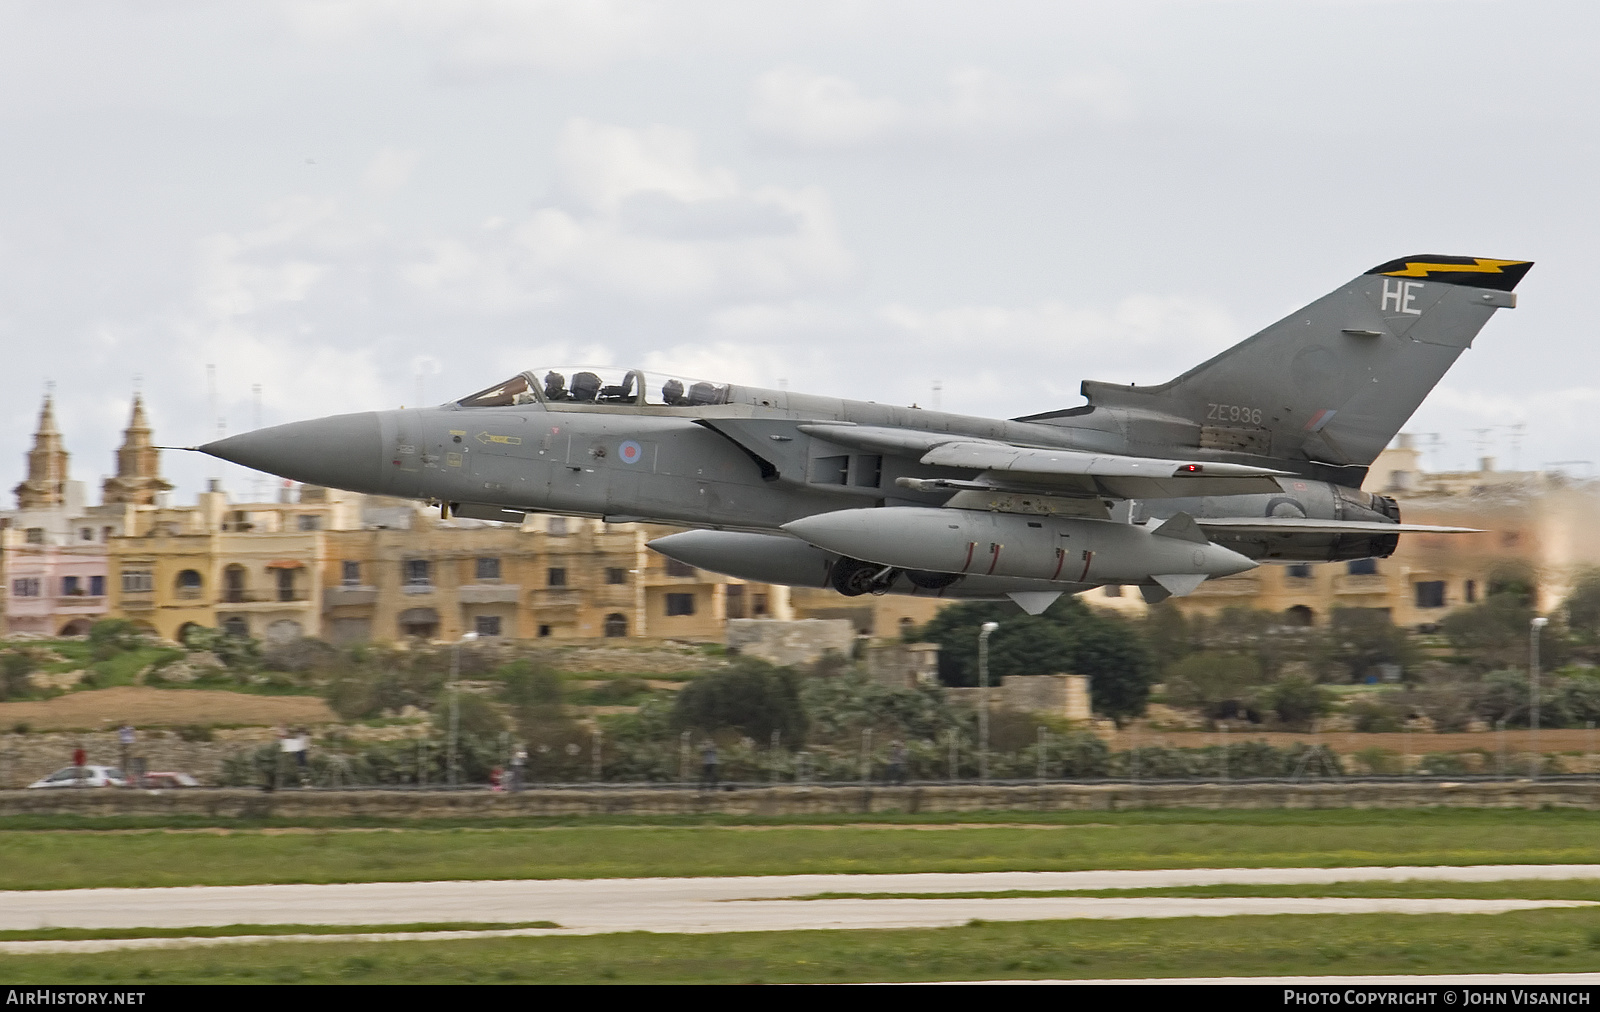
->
[432, 691, 506, 736]
[1441, 594, 1568, 673]
[1318, 607, 1412, 682]
[1163, 652, 1263, 721]
[672, 659, 807, 743]
[1259, 675, 1331, 730]
[1565, 570, 1600, 646]
[0, 652, 34, 701]
[917, 597, 1156, 721]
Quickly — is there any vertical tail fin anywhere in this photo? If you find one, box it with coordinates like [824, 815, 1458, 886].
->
[1062, 256, 1531, 480]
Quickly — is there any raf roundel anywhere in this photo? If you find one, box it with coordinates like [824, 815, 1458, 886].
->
[618, 440, 643, 465]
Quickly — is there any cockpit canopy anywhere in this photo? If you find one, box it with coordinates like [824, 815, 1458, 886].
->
[456, 368, 731, 409]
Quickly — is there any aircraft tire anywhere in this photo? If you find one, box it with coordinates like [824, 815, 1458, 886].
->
[831, 557, 893, 597]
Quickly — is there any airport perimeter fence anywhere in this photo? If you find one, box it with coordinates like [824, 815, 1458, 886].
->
[197, 729, 1600, 792]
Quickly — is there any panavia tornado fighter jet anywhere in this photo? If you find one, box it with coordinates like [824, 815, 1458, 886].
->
[202, 255, 1531, 614]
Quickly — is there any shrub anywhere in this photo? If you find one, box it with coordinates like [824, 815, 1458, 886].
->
[673, 659, 807, 744]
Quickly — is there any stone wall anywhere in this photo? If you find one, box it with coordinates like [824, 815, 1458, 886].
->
[946, 674, 1092, 721]
[0, 730, 273, 788]
[7, 780, 1600, 819]
[725, 619, 855, 668]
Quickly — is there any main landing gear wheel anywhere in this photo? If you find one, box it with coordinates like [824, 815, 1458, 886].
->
[830, 557, 901, 597]
[905, 570, 962, 590]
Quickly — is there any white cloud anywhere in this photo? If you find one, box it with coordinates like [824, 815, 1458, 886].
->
[403, 118, 854, 308]
[750, 65, 1133, 148]
[284, 0, 657, 75]
[361, 147, 420, 197]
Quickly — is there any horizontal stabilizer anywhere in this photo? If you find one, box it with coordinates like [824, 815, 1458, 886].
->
[1151, 573, 1207, 597]
[1151, 512, 1209, 545]
[1195, 518, 1481, 535]
[1007, 591, 1062, 616]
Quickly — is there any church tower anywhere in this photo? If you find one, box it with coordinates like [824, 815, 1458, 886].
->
[14, 395, 69, 509]
[101, 394, 173, 506]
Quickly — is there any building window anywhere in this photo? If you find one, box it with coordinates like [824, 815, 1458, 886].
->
[666, 593, 696, 616]
[1286, 564, 1314, 579]
[222, 617, 249, 639]
[1465, 579, 1478, 604]
[475, 615, 502, 637]
[604, 613, 628, 637]
[538, 624, 552, 638]
[753, 592, 769, 617]
[1415, 581, 1447, 609]
[79, 528, 93, 542]
[1285, 605, 1315, 627]
[297, 514, 321, 531]
[666, 559, 696, 578]
[122, 570, 154, 593]
[476, 557, 501, 580]
[25, 528, 44, 545]
[275, 568, 296, 602]
[404, 559, 432, 586]
[62, 576, 81, 596]
[1347, 559, 1379, 576]
[175, 570, 203, 600]
[605, 567, 628, 585]
[547, 517, 568, 536]
[548, 567, 567, 587]
[726, 584, 746, 619]
[89, 575, 104, 597]
[222, 565, 246, 602]
[11, 578, 40, 598]
[101, 527, 113, 542]
[341, 561, 360, 586]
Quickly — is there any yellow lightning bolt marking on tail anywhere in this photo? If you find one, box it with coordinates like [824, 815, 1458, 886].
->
[1380, 258, 1527, 278]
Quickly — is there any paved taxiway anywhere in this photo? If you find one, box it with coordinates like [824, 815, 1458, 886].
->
[2, 865, 1598, 953]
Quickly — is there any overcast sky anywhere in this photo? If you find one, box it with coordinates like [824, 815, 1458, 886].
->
[2, 0, 1595, 503]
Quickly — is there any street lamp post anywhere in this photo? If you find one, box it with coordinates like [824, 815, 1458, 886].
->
[978, 621, 999, 782]
[448, 630, 479, 787]
[1530, 616, 1548, 780]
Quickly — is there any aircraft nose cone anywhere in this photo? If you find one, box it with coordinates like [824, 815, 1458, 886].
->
[201, 412, 384, 493]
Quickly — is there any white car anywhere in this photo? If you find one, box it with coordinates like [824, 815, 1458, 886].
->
[26, 765, 128, 789]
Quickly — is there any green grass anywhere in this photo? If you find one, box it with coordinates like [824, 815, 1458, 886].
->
[6, 910, 1600, 983]
[5, 809, 1600, 890]
[775, 879, 1600, 901]
[0, 922, 560, 942]
[82, 646, 183, 689]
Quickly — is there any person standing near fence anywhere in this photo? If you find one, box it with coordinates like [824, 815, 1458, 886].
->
[510, 748, 527, 793]
[887, 739, 907, 785]
[117, 724, 135, 782]
[700, 740, 719, 790]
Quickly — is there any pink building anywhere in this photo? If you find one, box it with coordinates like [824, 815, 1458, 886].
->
[3, 396, 165, 636]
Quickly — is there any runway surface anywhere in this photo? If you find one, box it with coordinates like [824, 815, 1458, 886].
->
[3, 864, 1598, 953]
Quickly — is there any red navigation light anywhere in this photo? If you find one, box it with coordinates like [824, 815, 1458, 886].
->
[1181, 464, 1203, 472]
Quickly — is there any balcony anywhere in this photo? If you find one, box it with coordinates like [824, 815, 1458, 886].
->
[458, 583, 521, 604]
[528, 589, 583, 611]
[220, 590, 312, 606]
[1334, 574, 1390, 596]
[325, 585, 379, 607]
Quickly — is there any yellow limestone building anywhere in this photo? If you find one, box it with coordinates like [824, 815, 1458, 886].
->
[1084, 435, 1600, 628]
[107, 484, 801, 645]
